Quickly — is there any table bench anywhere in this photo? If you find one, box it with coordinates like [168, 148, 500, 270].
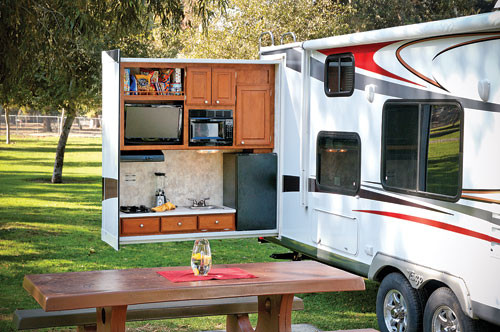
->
[13, 296, 304, 331]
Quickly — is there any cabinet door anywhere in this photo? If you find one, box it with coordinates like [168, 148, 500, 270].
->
[186, 66, 211, 105]
[121, 218, 160, 236]
[161, 216, 197, 233]
[212, 68, 235, 106]
[198, 214, 235, 232]
[235, 85, 272, 147]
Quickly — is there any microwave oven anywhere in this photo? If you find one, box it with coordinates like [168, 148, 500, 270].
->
[189, 109, 233, 146]
[124, 104, 182, 145]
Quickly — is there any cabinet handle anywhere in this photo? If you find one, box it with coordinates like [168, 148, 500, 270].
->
[201, 229, 208, 232]
[140, 224, 144, 228]
[177, 222, 182, 226]
[215, 220, 220, 224]
[241, 141, 245, 145]
[216, 100, 220, 104]
[204, 100, 208, 104]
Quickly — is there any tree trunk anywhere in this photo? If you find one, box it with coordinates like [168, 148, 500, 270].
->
[43, 117, 53, 132]
[4, 107, 10, 144]
[51, 112, 75, 183]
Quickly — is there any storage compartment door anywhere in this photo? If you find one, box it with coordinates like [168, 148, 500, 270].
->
[313, 208, 358, 255]
[101, 50, 120, 250]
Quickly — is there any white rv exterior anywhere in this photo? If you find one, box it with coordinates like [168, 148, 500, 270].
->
[101, 11, 500, 332]
[261, 11, 500, 332]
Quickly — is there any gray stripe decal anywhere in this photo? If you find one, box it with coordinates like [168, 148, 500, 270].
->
[261, 49, 302, 72]
[309, 57, 500, 113]
[361, 184, 500, 227]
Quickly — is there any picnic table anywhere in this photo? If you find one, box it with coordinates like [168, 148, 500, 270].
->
[23, 260, 365, 332]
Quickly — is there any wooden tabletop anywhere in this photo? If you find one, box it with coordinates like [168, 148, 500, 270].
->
[23, 261, 365, 312]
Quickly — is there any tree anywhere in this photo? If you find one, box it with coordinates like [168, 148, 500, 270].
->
[348, 0, 495, 31]
[0, 0, 227, 182]
[179, 0, 353, 59]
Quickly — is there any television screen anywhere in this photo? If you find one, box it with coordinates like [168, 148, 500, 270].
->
[125, 105, 182, 145]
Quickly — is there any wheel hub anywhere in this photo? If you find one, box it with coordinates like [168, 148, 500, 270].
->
[432, 305, 460, 332]
[384, 289, 408, 332]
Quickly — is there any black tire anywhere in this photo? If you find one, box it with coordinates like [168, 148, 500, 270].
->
[423, 287, 480, 332]
[376, 272, 423, 332]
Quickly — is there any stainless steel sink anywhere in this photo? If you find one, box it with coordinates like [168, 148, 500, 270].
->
[188, 205, 220, 210]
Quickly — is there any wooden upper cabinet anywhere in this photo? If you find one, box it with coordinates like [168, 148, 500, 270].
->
[186, 66, 212, 105]
[186, 66, 235, 106]
[235, 85, 272, 147]
[212, 68, 235, 106]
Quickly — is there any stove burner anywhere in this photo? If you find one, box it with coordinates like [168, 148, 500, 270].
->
[120, 205, 152, 213]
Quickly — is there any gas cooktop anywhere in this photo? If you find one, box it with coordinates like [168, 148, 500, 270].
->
[120, 205, 153, 214]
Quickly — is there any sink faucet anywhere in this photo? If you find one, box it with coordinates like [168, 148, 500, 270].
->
[188, 198, 210, 207]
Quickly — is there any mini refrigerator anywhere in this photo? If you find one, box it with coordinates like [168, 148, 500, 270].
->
[223, 153, 277, 231]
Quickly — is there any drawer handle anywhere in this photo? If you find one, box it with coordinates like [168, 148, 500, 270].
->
[140, 224, 144, 228]
[241, 141, 245, 144]
[177, 222, 182, 226]
[215, 220, 220, 224]
[201, 229, 208, 232]
[224, 228, 230, 231]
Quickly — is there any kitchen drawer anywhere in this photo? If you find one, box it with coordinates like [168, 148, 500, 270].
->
[161, 216, 198, 233]
[198, 214, 235, 232]
[121, 217, 160, 236]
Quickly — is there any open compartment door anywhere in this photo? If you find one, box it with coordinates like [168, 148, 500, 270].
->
[101, 50, 120, 250]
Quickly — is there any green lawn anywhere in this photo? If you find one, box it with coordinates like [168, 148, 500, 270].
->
[0, 136, 378, 331]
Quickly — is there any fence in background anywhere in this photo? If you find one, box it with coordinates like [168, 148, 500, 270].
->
[0, 115, 101, 137]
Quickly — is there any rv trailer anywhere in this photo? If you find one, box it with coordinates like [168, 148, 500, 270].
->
[260, 11, 500, 332]
[101, 10, 500, 332]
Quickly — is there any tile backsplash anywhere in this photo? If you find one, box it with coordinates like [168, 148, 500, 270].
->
[120, 150, 223, 207]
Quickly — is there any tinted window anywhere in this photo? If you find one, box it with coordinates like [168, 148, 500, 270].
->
[325, 53, 355, 97]
[317, 132, 360, 195]
[383, 104, 419, 190]
[382, 101, 462, 200]
[426, 104, 461, 196]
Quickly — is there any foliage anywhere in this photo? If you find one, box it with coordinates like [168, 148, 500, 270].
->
[348, 0, 496, 32]
[0, 136, 378, 331]
[179, 0, 354, 59]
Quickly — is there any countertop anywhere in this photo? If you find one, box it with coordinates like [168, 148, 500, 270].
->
[120, 205, 236, 218]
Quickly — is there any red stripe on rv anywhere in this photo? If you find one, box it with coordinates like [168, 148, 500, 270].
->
[354, 210, 500, 244]
[319, 42, 424, 87]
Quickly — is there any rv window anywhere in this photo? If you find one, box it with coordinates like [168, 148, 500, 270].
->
[324, 53, 355, 97]
[382, 101, 462, 201]
[316, 131, 360, 195]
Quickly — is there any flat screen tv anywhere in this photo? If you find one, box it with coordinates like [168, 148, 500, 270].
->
[125, 104, 183, 145]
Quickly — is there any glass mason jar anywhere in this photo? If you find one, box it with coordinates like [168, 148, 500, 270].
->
[191, 239, 212, 276]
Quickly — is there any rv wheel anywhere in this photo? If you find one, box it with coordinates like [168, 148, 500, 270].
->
[376, 272, 422, 332]
[423, 287, 479, 332]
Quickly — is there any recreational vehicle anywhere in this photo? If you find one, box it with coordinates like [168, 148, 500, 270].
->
[101, 11, 500, 332]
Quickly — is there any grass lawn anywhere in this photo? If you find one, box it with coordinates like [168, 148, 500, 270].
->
[0, 135, 378, 331]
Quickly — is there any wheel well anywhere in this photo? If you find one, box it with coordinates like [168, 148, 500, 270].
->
[372, 265, 402, 283]
[419, 279, 448, 303]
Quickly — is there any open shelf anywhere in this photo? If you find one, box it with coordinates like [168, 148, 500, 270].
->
[123, 94, 185, 102]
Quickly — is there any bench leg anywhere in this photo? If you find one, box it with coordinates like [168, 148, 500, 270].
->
[96, 305, 127, 332]
[77, 324, 97, 332]
[226, 294, 294, 332]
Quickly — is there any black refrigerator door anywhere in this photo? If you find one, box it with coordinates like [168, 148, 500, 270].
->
[223, 153, 277, 231]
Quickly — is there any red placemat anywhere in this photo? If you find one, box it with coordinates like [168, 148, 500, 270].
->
[157, 268, 257, 282]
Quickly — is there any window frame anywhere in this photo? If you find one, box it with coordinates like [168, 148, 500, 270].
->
[380, 99, 464, 202]
[316, 131, 361, 196]
[324, 53, 355, 97]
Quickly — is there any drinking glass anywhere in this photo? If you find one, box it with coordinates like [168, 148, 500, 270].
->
[191, 239, 212, 276]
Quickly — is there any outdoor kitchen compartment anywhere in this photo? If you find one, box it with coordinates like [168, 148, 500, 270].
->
[223, 153, 277, 231]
